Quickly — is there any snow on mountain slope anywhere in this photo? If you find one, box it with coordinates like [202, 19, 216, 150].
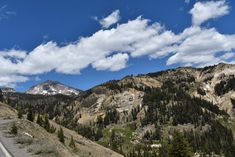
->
[26, 80, 81, 96]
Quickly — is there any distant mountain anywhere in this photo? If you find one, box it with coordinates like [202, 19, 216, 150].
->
[1, 87, 16, 93]
[26, 80, 81, 96]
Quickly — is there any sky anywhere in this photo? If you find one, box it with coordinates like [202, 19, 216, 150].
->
[0, 0, 235, 91]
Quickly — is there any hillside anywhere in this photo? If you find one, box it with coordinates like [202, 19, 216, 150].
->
[54, 63, 235, 156]
[0, 103, 123, 157]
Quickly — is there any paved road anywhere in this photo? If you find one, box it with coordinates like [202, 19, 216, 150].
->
[0, 118, 33, 157]
[0, 141, 12, 157]
[0, 144, 5, 157]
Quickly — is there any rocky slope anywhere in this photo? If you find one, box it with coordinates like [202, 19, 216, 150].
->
[63, 63, 235, 126]
[56, 63, 235, 156]
[26, 80, 81, 96]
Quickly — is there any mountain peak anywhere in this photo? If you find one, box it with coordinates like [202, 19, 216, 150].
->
[0, 87, 16, 93]
[44, 80, 60, 84]
[26, 80, 81, 96]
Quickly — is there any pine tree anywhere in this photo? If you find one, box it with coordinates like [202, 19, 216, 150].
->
[0, 89, 3, 102]
[10, 123, 18, 135]
[110, 129, 119, 151]
[69, 136, 76, 148]
[27, 105, 34, 122]
[50, 125, 56, 133]
[36, 114, 43, 126]
[95, 128, 103, 141]
[43, 115, 50, 132]
[17, 106, 23, 119]
[169, 131, 193, 157]
[57, 127, 65, 143]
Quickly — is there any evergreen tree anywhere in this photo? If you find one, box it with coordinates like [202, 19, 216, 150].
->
[109, 129, 123, 151]
[43, 115, 50, 132]
[169, 131, 192, 157]
[17, 106, 23, 119]
[57, 127, 65, 143]
[96, 115, 104, 128]
[95, 128, 103, 141]
[10, 123, 18, 135]
[69, 136, 76, 148]
[36, 114, 43, 126]
[0, 89, 3, 102]
[110, 129, 118, 150]
[50, 125, 56, 133]
[27, 105, 34, 122]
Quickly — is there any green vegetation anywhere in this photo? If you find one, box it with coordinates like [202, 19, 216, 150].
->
[214, 75, 235, 96]
[169, 131, 192, 157]
[36, 114, 56, 133]
[0, 89, 3, 102]
[57, 127, 65, 143]
[36, 114, 43, 126]
[17, 106, 23, 119]
[69, 136, 76, 149]
[27, 104, 34, 122]
[10, 123, 18, 135]
[98, 123, 136, 155]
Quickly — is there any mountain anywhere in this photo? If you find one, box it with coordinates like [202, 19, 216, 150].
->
[26, 80, 81, 96]
[3, 63, 235, 157]
[1, 87, 16, 93]
[54, 63, 235, 157]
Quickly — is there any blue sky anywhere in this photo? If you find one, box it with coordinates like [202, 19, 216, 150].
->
[0, 0, 235, 91]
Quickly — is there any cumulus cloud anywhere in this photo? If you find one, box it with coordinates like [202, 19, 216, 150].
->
[166, 27, 235, 66]
[99, 10, 120, 28]
[190, 0, 230, 26]
[0, 75, 28, 87]
[92, 53, 129, 71]
[0, 0, 235, 87]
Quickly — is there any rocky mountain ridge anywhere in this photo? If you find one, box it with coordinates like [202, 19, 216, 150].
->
[54, 63, 235, 156]
[26, 80, 81, 96]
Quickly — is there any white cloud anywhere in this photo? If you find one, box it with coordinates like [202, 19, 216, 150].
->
[166, 27, 235, 66]
[0, 75, 28, 87]
[0, 1, 235, 87]
[92, 53, 129, 71]
[99, 10, 120, 28]
[190, 0, 229, 26]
